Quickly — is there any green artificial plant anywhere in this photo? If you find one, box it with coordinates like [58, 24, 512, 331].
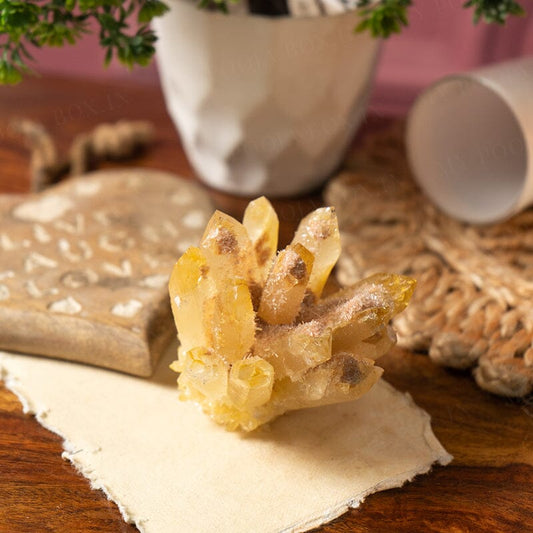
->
[0, 0, 526, 85]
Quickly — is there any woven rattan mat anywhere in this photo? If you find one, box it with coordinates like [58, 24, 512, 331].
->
[325, 120, 533, 398]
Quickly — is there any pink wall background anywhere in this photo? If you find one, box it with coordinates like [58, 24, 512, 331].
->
[33, 1, 533, 115]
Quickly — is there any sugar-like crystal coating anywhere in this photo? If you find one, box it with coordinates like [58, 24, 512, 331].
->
[168, 198, 415, 431]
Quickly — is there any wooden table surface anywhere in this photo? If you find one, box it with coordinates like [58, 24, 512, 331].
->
[0, 76, 532, 533]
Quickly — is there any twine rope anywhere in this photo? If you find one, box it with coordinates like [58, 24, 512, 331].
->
[13, 119, 154, 192]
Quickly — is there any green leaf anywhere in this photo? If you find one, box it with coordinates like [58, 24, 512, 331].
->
[138, 0, 169, 23]
[464, 0, 525, 25]
[0, 59, 23, 85]
[355, 0, 412, 38]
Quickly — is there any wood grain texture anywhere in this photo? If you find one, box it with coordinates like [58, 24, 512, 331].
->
[0, 77, 532, 533]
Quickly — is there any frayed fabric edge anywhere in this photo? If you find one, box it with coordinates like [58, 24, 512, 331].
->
[0, 359, 146, 532]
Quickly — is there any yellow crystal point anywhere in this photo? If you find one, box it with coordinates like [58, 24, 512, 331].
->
[201, 210, 259, 287]
[210, 279, 255, 364]
[228, 356, 275, 409]
[291, 207, 341, 299]
[168, 247, 212, 353]
[242, 196, 279, 285]
[258, 243, 313, 325]
[169, 198, 415, 431]
[176, 346, 229, 402]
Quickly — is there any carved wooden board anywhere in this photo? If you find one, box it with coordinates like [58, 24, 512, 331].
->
[0, 169, 213, 376]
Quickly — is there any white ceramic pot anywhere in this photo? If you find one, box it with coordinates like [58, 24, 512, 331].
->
[154, 1, 381, 196]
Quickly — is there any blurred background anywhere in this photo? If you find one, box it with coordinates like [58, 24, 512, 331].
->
[32, 0, 533, 116]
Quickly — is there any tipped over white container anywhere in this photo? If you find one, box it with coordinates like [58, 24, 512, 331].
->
[407, 57, 533, 224]
[154, 0, 381, 196]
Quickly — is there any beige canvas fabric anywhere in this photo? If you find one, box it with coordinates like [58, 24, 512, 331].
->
[0, 345, 451, 533]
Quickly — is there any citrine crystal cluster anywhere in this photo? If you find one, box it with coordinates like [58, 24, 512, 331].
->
[169, 198, 415, 431]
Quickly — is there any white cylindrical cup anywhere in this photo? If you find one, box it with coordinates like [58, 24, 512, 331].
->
[406, 57, 533, 224]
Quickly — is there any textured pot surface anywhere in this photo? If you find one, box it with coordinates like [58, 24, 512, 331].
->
[154, 1, 380, 196]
